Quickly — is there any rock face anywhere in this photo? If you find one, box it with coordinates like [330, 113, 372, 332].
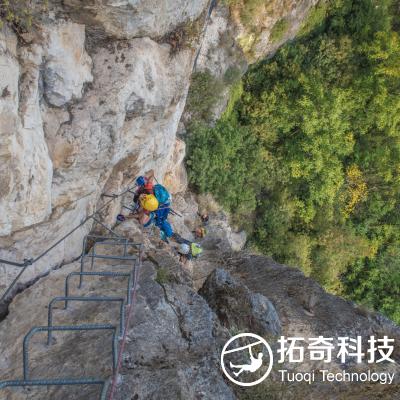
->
[0, 0, 315, 299]
[0, 26, 53, 237]
[1, 2, 399, 399]
[195, 4, 247, 79]
[63, 0, 209, 39]
[0, 222, 236, 400]
[200, 268, 281, 336]
[113, 259, 235, 400]
[197, 0, 319, 69]
[0, 219, 398, 400]
[224, 254, 400, 399]
[43, 22, 93, 107]
[192, 0, 319, 121]
[0, 0, 205, 294]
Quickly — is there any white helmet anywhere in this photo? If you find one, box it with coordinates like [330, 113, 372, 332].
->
[179, 243, 190, 255]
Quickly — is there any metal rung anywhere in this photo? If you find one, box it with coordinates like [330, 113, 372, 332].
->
[0, 377, 110, 400]
[47, 296, 125, 345]
[23, 325, 118, 380]
[1, 232, 142, 400]
[65, 271, 133, 306]
[84, 235, 141, 248]
[81, 235, 140, 273]
[85, 235, 129, 242]
[83, 254, 137, 261]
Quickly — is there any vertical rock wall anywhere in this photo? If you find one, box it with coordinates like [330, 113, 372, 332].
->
[0, 1, 208, 293]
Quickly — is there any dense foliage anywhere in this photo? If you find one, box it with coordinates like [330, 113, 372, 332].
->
[187, 0, 400, 323]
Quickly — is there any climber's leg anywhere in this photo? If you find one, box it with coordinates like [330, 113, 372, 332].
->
[158, 219, 173, 238]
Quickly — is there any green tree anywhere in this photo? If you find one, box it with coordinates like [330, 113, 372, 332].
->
[187, 0, 400, 323]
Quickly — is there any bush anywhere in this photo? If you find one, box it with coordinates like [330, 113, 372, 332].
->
[161, 18, 202, 55]
[155, 268, 172, 285]
[185, 71, 225, 123]
[187, 119, 265, 219]
[223, 66, 243, 85]
[222, 0, 266, 29]
[269, 18, 290, 43]
[298, 0, 329, 37]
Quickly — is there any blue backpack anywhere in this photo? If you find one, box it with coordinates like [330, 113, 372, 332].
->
[153, 184, 170, 205]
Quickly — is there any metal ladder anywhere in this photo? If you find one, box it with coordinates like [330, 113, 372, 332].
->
[0, 234, 143, 400]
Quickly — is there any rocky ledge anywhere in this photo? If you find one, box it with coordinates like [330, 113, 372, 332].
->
[0, 217, 398, 400]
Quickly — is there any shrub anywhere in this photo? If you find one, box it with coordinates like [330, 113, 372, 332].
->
[298, 0, 329, 37]
[161, 18, 202, 55]
[269, 18, 290, 43]
[185, 71, 225, 122]
[186, 119, 265, 218]
[223, 66, 243, 85]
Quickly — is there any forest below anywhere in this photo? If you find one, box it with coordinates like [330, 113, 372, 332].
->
[187, 0, 400, 323]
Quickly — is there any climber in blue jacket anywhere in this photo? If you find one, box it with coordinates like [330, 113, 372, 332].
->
[143, 204, 174, 242]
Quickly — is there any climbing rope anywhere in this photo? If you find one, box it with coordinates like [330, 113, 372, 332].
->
[107, 242, 143, 400]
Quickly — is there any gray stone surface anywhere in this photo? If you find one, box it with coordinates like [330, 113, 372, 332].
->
[0, 17, 197, 291]
[200, 268, 281, 337]
[0, 227, 235, 400]
[112, 260, 235, 400]
[0, 219, 399, 399]
[62, 0, 209, 39]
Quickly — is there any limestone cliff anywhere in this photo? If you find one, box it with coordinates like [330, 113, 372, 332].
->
[0, 0, 206, 295]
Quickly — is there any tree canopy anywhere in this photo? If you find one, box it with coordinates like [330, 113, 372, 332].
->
[187, 0, 400, 323]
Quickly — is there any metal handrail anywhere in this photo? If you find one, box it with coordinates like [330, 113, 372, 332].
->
[65, 271, 133, 307]
[0, 180, 137, 303]
[106, 243, 143, 400]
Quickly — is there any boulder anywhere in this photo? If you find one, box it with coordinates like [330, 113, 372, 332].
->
[200, 268, 281, 337]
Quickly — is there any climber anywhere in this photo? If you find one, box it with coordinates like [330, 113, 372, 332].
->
[229, 347, 264, 377]
[136, 193, 158, 223]
[136, 179, 174, 242]
[130, 170, 159, 224]
[145, 204, 174, 242]
[132, 170, 156, 210]
[177, 242, 203, 264]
